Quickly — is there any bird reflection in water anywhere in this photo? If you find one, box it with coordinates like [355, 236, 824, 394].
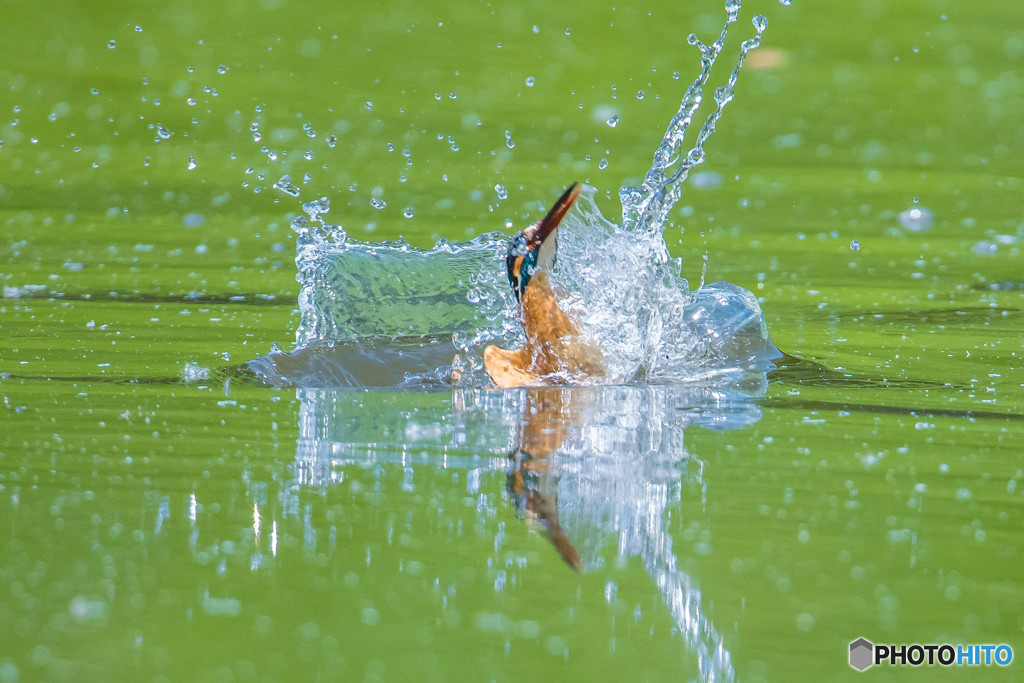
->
[287, 376, 765, 681]
[505, 387, 583, 570]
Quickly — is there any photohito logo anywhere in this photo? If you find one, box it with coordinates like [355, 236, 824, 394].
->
[849, 638, 1013, 671]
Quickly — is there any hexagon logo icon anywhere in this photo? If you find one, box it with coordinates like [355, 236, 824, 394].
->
[849, 638, 874, 671]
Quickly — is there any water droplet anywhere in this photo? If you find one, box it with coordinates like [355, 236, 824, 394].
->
[326, 135, 337, 148]
[850, 239, 861, 251]
[156, 123, 171, 140]
[370, 197, 387, 210]
[186, 98, 196, 106]
[636, 90, 645, 100]
[598, 158, 609, 170]
[135, 25, 143, 32]
[564, 28, 571, 36]
[898, 206, 934, 232]
[303, 172, 312, 183]
[779, 0, 791, 5]
[532, 25, 540, 34]
[448, 92, 457, 99]
[304, 150, 314, 160]
[752, 14, 768, 32]
[108, 40, 117, 49]
[525, 76, 535, 87]
[403, 206, 415, 218]
[494, 184, 508, 200]
[913, 196, 920, 204]
[504, 130, 515, 148]
[273, 174, 300, 197]
[364, 101, 374, 111]
[606, 114, 620, 127]
[217, 65, 229, 74]
[187, 156, 197, 170]
[972, 240, 998, 255]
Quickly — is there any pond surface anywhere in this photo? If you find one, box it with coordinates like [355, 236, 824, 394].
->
[2, 0, 1023, 680]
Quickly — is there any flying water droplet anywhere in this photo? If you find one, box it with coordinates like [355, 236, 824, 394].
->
[370, 197, 387, 210]
[494, 184, 508, 200]
[779, 0, 791, 5]
[504, 130, 515, 148]
[725, 0, 741, 21]
[364, 101, 374, 111]
[273, 174, 300, 197]
[898, 206, 934, 232]
[156, 123, 172, 140]
[607, 114, 620, 127]
[108, 40, 117, 49]
[218, 65, 229, 74]
[525, 76, 535, 87]
[598, 158, 609, 170]
[403, 206, 415, 218]
[304, 150, 314, 160]
[326, 135, 337, 148]
[636, 90, 645, 100]
[850, 239, 861, 251]
[187, 156, 197, 170]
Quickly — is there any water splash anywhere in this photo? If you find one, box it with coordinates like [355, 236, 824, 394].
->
[247, 0, 779, 388]
[620, 2, 767, 234]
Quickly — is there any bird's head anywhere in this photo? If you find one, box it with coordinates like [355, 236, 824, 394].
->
[506, 182, 581, 303]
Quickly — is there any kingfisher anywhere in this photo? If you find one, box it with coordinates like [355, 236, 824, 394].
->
[483, 183, 605, 388]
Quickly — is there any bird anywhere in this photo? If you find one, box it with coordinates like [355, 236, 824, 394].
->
[483, 183, 605, 388]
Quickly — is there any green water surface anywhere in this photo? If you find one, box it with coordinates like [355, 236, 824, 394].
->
[2, 0, 1023, 680]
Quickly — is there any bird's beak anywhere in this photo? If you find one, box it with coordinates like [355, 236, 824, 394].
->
[529, 182, 581, 250]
